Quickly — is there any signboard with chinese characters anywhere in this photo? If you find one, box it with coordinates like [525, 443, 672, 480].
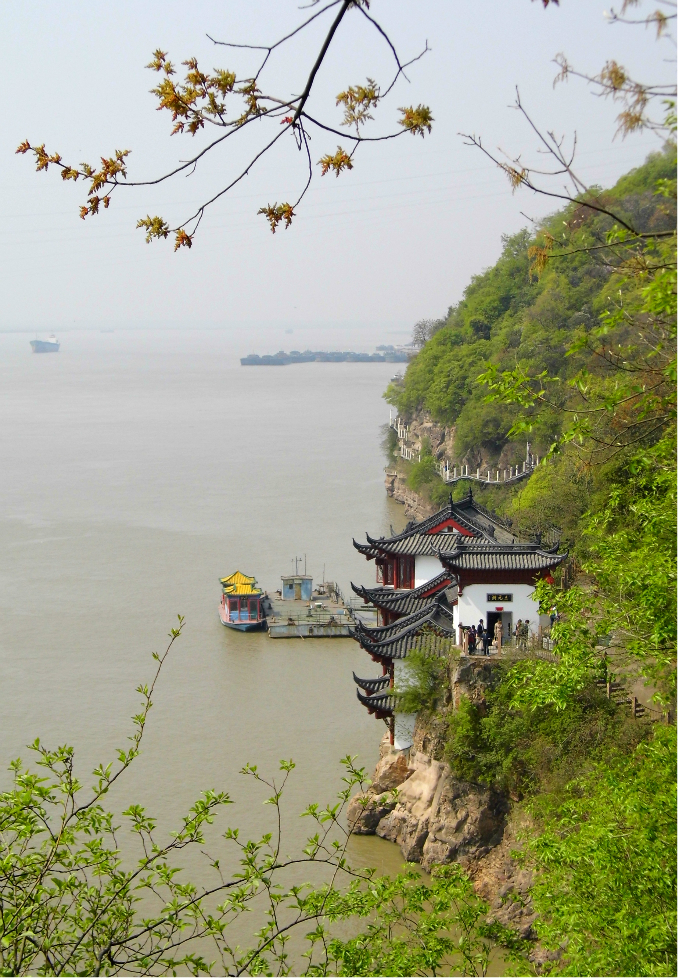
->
[487, 593, 513, 602]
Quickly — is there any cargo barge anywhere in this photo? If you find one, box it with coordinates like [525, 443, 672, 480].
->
[30, 334, 60, 353]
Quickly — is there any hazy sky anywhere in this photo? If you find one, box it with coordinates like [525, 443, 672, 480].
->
[2, 1, 672, 342]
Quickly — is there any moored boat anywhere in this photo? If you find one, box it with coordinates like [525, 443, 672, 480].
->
[30, 334, 60, 353]
[219, 571, 268, 631]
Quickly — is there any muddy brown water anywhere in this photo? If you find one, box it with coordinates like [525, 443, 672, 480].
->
[0, 330, 412, 888]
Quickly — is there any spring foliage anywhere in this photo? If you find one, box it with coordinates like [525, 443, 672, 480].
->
[386, 145, 676, 462]
[391, 133, 676, 976]
[0, 620, 527, 977]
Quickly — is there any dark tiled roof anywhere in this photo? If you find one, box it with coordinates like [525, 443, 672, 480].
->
[354, 492, 517, 558]
[396, 492, 513, 539]
[363, 531, 462, 557]
[356, 687, 396, 717]
[351, 574, 455, 616]
[435, 541, 567, 572]
[353, 595, 457, 660]
[352, 539, 383, 559]
[353, 593, 451, 642]
[352, 672, 392, 694]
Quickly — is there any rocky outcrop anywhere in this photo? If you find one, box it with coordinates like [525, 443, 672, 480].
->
[395, 414, 456, 462]
[349, 739, 540, 936]
[349, 656, 541, 939]
[393, 408, 533, 474]
[347, 752, 413, 833]
[373, 751, 508, 872]
[385, 469, 436, 521]
[468, 817, 538, 940]
[451, 656, 500, 711]
[411, 709, 449, 759]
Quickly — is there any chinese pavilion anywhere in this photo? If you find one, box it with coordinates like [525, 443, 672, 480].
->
[351, 491, 566, 748]
[219, 570, 268, 632]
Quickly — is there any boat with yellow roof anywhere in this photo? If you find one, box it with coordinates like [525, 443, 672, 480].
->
[219, 571, 270, 632]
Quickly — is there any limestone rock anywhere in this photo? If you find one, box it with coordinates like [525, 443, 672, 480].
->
[451, 657, 500, 711]
[377, 810, 429, 862]
[347, 791, 397, 834]
[395, 752, 447, 818]
[470, 815, 539, 940]
[421, 778, 508, 872]
[412, 711, 449, 759]
[349, 748, 508, 876]
[384, 469, 436, 521]
[371, 752, 413, 793]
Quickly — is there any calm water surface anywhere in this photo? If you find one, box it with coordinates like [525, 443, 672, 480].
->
[0, 329, 409, 880]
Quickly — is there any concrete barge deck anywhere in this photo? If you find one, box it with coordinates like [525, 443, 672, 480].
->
[266, 595, 376, 639]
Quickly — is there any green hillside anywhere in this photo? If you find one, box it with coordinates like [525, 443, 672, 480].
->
[382, 146, 677, 976]
[386, 145, 676, 466]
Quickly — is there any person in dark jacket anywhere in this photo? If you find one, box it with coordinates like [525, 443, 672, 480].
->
[480, 621, 491, 656]
[468, 625, 477, 654]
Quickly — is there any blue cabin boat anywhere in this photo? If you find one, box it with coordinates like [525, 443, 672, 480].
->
[219, 571, 267, 632]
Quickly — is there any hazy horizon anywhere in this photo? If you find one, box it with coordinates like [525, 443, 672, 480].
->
[3, 1, 672, 338]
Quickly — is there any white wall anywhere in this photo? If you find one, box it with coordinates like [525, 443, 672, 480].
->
[456, 583, 541, 637]
[393, 659, 417, 749]
[414, 555, 442, 587]
[394, 712, 417, 750]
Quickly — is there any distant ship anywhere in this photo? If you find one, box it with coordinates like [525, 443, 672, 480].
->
[30, 334, 60, 353]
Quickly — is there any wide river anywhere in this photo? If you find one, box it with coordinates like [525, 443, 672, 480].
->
[0, 329, 410, 892]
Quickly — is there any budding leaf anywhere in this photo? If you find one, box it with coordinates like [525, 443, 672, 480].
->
[257, 202, 295, 233]
[398, 104, 433, 137]
[319, 147, 353, 177]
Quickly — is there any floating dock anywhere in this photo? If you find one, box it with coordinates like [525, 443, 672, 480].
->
[266, 583, 376, 638]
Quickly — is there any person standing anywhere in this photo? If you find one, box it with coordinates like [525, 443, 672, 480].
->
[514, 619, 522, 648]
[478, 619, 490, 656]
[469, 625, 477, 654]
[522, 619, 531, 650]
[494, 617, 503, 654]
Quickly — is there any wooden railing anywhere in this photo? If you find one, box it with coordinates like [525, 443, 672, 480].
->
[595, 679, 674, 723]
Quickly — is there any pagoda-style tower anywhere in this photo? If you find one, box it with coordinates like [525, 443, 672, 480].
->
[351, 492, 566, 748]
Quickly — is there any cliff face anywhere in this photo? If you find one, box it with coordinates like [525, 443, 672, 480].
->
[400, 415, 456, 462]
[392, 407, 531, 474]
[348, 657, 538, 940]
[384, 469, 437, 521]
